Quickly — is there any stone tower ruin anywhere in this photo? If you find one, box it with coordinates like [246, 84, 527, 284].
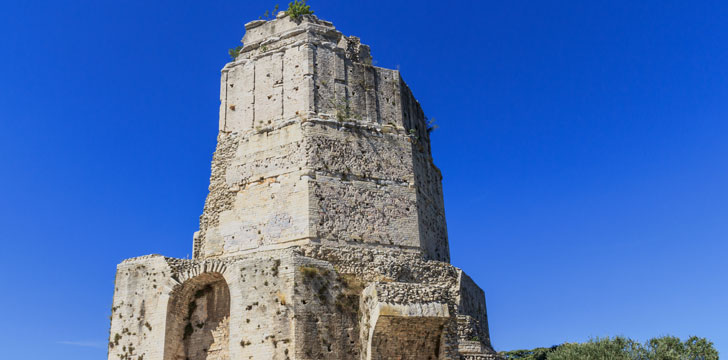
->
[108, 12, 498, 360]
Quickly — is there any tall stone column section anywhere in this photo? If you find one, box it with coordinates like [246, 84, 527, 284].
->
[193, 13, 449, 262]
[107, 13, 497, 360]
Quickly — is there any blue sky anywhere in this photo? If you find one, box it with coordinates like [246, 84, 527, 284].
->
[0, 0, 726, 358]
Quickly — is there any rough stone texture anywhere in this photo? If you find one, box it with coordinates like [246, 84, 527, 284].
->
[108, 13, 498, 360]
[164, 272, 230, 360]
[195, 13, 449, 262]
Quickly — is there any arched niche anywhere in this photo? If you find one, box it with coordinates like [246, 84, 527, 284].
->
[164, 272, 230, 360]
[369, 316, 445, 360]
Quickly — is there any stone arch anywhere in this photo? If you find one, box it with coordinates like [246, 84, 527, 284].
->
[164, 272, 230, 360]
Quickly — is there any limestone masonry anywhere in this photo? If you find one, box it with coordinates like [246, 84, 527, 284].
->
[108, 12, 498, 360]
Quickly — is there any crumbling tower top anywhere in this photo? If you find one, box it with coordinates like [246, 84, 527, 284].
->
[240, 12, 371, 63]
[194, 13, 450, 262]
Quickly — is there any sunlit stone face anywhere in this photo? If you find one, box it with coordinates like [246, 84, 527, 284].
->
[194, 14, 450, 262]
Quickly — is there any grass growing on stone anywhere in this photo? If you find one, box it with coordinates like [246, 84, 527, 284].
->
[335, 274, 364, 314]
[299, 265, 320, 278]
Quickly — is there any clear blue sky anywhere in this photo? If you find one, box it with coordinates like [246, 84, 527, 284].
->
[0, 0, 726, 358]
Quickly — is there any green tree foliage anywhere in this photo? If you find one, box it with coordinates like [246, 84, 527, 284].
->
[682, 336, 720, 360]
[643, 336, 719, 360]
[500, 336, 718, 360]
[500, 346, 558, 360]
[285, 0, 313, 19]
[645, 336, 687, 360]
[548, 337, 643, 360]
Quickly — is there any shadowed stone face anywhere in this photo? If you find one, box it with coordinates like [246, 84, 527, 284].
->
[164, 273, 230, 360]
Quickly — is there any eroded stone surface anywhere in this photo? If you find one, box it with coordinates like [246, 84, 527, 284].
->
[108, 13, 497, 360]
[195, 13, 449, 262]
[108, 245, 497, 360]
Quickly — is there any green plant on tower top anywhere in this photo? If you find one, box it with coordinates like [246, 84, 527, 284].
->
[286, 0, 314, 19]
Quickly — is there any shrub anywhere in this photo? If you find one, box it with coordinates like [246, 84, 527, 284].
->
[548, 337, 642, 360]
[286, 0, 313, 19]
[228, 45, 243, 60]
[501, 336, 719, 360]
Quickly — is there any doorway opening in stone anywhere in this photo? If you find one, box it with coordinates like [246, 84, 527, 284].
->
[164, 272, 230, 360]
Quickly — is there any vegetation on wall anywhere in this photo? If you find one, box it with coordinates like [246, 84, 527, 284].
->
[259, 4, 280, 20]
[500, 336, 719, 360]
[286, 0, 314, 19]
[228, 1, 313, 60]
[228, 45, 243, 60]
[426, 117, 438, 134]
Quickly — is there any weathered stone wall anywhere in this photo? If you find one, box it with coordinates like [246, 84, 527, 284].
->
[194, 133, 240, 259]
[456, 271, 492, 346]
[226, 252, 297, 359]
[290, 257, 362, 359]
[108, 244, 495, 359]
[164, 272, 230, 360]
[109, 12, 497, 360]
[370, 316, 445, 360]
[108, 256, 173, 360]
[194, 14, 450, 262]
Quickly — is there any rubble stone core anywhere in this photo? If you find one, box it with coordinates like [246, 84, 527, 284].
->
[108, 13, 498, 360]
